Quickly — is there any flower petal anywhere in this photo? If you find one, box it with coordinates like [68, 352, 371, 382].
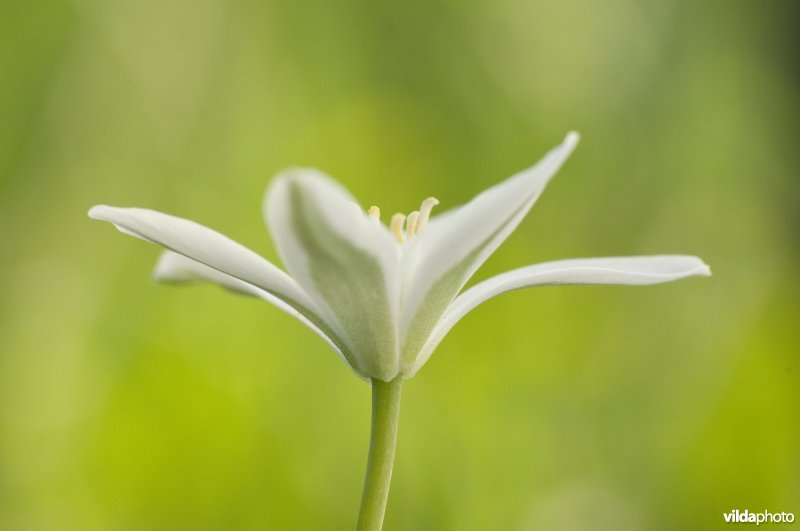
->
[398, 132, 580, 370]
[153, 251, 359, 376]
[407, 255, 711, 376]
[264, 169, 401, 380]
[153, 250, 266, 297]
[88, 204, 330, 335]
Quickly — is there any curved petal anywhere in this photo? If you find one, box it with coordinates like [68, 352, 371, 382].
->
[406, 255, 710, 376]
[398, 132, 580, 370]
[264, 168, 401, 380]
[154, 250, 265, 297]
[153, 251, 361, 376]
[88, 205, 333, 339]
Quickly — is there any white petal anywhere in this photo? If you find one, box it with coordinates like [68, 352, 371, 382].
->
[398, 132, 579, 369]
[153, 250, 266, 297]
[153, 251, 359, 375]
[407, 255, 710, 376]
[88, 204, 330, 336]
[264, 168, 401, 380]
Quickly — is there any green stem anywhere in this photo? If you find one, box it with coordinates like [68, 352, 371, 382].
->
[357, 377, 403, 531]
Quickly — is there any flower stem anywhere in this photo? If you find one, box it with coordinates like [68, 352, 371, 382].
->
[357, 377, 403, 531]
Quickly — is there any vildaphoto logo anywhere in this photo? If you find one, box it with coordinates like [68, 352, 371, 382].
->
[724, 509, 795, 525]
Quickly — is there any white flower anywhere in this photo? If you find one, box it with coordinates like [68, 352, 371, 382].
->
[89, 132, 710, 381]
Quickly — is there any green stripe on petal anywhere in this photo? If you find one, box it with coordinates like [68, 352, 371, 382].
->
[398, 209, 524, 374]
[265, 169, 401, 380]
[398, 133, 579, 373]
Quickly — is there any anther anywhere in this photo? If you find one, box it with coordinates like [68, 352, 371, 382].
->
[416, 197, 439, 233]
[368, 206, 381, 222]
[390, 213, 406, 244]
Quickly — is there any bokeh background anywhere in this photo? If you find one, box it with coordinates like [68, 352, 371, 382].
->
[1, 0, 798, 529]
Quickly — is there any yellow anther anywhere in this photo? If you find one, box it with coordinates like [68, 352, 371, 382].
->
[416, 197, 439, 233]
[406, 211, 420, 238]
[390, 213, 406, 244]
[368, 205, 381, 222]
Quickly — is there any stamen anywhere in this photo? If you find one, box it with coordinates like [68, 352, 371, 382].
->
[390, 213, 406, 244]
[406, 211, 420, 239]
[368, 205, 381, 222]
[416, 197, 439, 233]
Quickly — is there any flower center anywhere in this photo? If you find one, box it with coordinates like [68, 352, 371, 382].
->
[367, 197, 439, 244]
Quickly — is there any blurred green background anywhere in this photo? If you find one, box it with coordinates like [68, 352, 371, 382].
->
[1, 0, 798, 529]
